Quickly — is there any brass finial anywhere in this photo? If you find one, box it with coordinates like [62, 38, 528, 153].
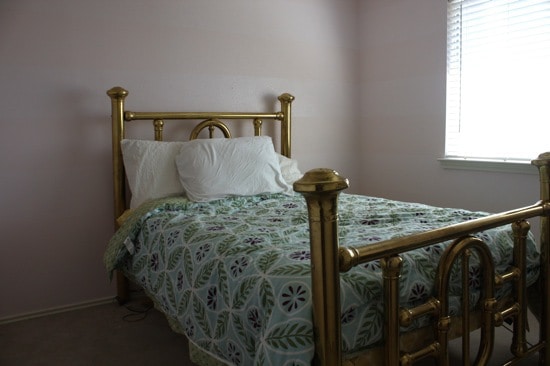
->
[293, 168, 349, 194]
[107, 86, 128, 99]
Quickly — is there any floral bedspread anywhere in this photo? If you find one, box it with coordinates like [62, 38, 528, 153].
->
[104, 192, 540, 366]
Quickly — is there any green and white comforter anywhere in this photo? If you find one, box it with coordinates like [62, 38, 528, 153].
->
[104, 192, 540, 365]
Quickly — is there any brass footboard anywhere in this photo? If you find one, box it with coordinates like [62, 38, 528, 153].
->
[293, 153, 550, 366]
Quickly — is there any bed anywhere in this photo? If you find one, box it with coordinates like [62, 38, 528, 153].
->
[104, 86, 550, 365]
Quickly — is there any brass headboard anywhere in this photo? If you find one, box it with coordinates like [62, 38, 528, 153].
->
[107, 86, 295, 227]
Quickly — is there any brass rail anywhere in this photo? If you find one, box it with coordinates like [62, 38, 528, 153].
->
[124, 111, 283, 121]
[339, 203, 548, 272]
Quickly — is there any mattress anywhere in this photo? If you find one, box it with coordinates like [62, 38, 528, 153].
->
[104, 192, 540, 365]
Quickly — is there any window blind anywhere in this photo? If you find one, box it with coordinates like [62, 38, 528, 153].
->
[446, 0, 550, 161]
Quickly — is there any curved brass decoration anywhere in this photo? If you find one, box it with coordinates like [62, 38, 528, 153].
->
[435, 236, 496, 366]
[189, 119, 231, 140]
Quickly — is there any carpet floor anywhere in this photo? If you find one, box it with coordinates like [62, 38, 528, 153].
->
[0, 297, 191, 366]
[0, 296, 542, 365]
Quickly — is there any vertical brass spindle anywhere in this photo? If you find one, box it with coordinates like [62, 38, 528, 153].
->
[381, 255, 404, 366]
[462, 249, 472, 366]
[253, 118, 262, 136]
[512, 220, 530, 356]
[153, 119, 164, 141]
[208, 124, 215, 138]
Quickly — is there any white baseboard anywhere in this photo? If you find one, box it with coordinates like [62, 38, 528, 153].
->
[0, 297, 115, 325]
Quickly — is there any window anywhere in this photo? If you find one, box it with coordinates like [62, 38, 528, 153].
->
[446, 0, 550, 163]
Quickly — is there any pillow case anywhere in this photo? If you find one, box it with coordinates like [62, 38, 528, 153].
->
[277, 153, 303, 185]
[175, 136, 291, 202]
[121, 139, 185, 208]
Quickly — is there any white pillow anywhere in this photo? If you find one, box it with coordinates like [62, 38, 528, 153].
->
[277, 154, 303, 185]
[175, 136, 292, 202]
[121, 139, 185, 208]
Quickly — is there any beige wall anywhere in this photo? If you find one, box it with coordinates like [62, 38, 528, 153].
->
[0, 0, 360, 319]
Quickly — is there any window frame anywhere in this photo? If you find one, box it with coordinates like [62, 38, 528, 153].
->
[443, 0, 550, 171]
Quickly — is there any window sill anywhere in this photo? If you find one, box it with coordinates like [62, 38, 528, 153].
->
[438, 158, 538, 175]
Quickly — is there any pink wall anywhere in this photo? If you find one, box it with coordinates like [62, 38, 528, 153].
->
[3, 0, 540, 321]
[0, 0, 360, 319]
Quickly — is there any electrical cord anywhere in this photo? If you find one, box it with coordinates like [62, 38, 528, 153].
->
[122, 299, 153, 322]
[112, 289, 154, 322]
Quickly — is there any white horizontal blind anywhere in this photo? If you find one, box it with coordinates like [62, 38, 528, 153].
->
[446, 0, 550, 161]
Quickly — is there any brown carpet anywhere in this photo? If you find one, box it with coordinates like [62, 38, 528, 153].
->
[0, 297, 192, 366]
[0, 296, 542, 366]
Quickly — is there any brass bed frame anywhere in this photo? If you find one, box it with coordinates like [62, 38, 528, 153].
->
[108, 86, 294, 303]
[108, 86, 550, 365]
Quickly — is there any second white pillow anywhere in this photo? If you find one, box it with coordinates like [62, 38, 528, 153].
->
[175, 136, 291, 202]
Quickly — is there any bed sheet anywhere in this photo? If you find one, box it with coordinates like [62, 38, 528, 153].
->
[104, 193, 540, 366]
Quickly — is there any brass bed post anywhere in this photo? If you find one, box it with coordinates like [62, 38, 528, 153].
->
[293, 169, 349, 366]
[532, 152, 550, 365]
[107, 86, 129, 304]
[278, 93, 294, 158]
[107, 86, 128, 224]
